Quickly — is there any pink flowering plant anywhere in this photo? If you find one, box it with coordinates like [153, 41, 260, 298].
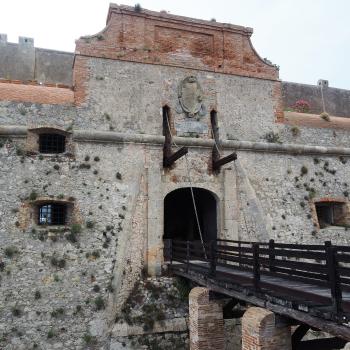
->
[292, 99, 311, 113]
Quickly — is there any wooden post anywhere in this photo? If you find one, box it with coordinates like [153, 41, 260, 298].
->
[238, 241, 242, 268]
[269, 239, 275, 272]
[210, 240, 217, 277]
[169, 239, 173, 264]
[186, 241, 190, 273]
[163, 239, 171, 262]
[163, 146, 188, 167]
[212, 152, 237, 171]
[325, 241, 342, 316]
[253, 243, 260, 291]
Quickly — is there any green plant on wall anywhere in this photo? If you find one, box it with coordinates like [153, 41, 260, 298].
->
[263, 131, 281, 144]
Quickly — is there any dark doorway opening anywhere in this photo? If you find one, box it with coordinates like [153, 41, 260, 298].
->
[164, 188, 217, 242]
[315, 201, 348, 228]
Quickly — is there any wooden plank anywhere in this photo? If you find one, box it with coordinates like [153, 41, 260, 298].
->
[265, 266, 328, 282]
[258, 256, 328, 272]
[295, 337, 346, 350]
[163, 146, 188, 167]
[274, 243, 325, 250]
[212, 152, 237, 170]
[259, 248, 326, 260]
[335, 253, 350, 263]
[291, 324, 310, 348]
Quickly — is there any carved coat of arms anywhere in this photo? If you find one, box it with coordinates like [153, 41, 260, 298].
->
[176, 76, 206, 117]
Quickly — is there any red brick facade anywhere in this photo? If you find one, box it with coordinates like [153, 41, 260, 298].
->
[273, 81, 284, 122]
[72, 56, 90, 106]
[75, 5, 278, 82]
[189, 287, 225, 350]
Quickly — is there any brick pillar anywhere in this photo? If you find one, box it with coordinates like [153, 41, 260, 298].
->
[242, 307, 292, 350]
[189, 287, 225, 350]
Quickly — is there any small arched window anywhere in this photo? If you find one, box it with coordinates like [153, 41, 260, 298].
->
[39, 133, 66, 154]
[38, 203, 67, 225]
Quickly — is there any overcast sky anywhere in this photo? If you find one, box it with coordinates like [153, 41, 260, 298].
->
[1, 0, 349, 89]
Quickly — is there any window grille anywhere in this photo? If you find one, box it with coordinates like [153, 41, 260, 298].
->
[38, 203, 66, 225]
[39, 134, 66, 153]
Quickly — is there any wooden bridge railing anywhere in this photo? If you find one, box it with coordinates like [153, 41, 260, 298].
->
[164, 239, 350, 321]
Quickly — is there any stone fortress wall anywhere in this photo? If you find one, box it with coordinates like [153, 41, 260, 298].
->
[0, 34, 73, 85]
[0, 4, 350, 350]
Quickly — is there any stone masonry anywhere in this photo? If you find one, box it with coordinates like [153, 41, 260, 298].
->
[0, 3, 350, 349]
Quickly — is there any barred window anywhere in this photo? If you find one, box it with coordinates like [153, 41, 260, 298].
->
[38, 203, 66, 225]
[39, 133, 66, 154]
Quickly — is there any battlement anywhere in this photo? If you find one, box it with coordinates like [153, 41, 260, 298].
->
[0, 35, 74, 86]
[0, 34, 34, 45]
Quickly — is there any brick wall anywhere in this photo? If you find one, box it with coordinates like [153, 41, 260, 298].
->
[189, 287, 225, 350]
[75, 5, 278, 82]
[273, 81, 284, 122]
[242, 307, 292, 350]
[72, 56, 89, 106]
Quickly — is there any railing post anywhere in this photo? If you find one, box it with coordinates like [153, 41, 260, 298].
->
[186, 241, 190, 273]
[238, 241, 242, 268]
[169, 239, 173, 264]
[252, 243, 260, 291]
[210, 240, 217, 277]
[325, 241, 342, 316]
[163, 239, 172, 263]
[269, 239, 275, 272]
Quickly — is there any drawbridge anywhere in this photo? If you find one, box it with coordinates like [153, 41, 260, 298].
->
[165, 239, 350, 349]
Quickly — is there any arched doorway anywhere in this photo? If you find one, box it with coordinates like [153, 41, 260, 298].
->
[164, 188, 218, 242]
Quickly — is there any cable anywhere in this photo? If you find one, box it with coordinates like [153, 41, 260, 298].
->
[212, 127, 221, 156]
[165, 110, 207, 259]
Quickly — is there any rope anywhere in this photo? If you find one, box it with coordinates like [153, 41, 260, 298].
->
[210, 112, 221, 156]
[211, 124, 221, 156]
[165, 111, 207, 259]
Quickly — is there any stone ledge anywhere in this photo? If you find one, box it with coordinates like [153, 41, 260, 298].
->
[111, 317, 188, 337]
[282, 111, 350, 130]
[0, 79, 72, 89]
[3, 125, 350, 156]
[0, 82, 74, 105]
